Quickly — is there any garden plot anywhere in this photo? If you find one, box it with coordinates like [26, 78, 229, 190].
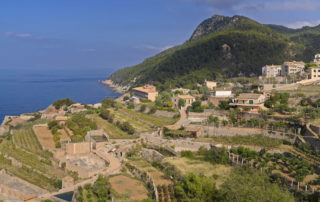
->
[163, 157, 232, 188]
[109, 174, 148, 201]
[33, 124, 55, 150]
[130, 159, 172, 186]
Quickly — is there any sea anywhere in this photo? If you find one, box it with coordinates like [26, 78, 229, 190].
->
[0, 68, 120, 123]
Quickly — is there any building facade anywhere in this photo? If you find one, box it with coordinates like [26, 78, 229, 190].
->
[132, 85, 158, 102]
[309, 66, 320, 79]
[281, 61, 305, 76]
[314, 54, 320, 63]
[214, 88, 232, 97]
[204, 81, 217, 89]
[173, 95, 196, 108]
[261, 65, 281, 77]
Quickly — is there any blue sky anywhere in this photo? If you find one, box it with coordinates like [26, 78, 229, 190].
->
[1, 0, 320, 71]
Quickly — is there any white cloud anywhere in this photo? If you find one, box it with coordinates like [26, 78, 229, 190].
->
[140, 44, 173, 52]
[5, 32, 33, 39]
[175, 0, 320, 12]
[287, 20, 320, 29]
[235, 0, 320, 12]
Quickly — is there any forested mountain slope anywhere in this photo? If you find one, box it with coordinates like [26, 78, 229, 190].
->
[109, 15, 320, 90]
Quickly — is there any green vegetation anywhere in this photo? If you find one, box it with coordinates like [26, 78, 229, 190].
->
[109, 15, 319, 90]
[119, 108, 177, 127]
[48, 120, 63, 147]
[187, 100, 204, 113]
[0, 137, 64, 191]
[77, 175, 112, 202]
[175, 173, 219, 201]
[52, 98, 75, 109]
[90, 114, 135, 139]
[211, 135, 283, 148]
[230, 147, 316, 183]
[220, 167, 294, 202]
[163, 127, 195, 138]
[264, 93, 295, 113]
[66, 114, 97, 141]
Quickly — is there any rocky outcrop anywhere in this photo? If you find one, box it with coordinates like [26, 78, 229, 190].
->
[99, 79, 127, 94]
[189, 15, 246, 41]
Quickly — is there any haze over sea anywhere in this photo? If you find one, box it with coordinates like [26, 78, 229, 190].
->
[0, 68, 119, 123]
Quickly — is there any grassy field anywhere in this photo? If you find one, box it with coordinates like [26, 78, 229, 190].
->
[109, 108, 153, 132]
[129, 159, 172, 186]
[119, 108, 178, 127]
[13, 128, 42, 152]
[0, 137, 66, 191]
[209, 135, 283, 148]
[109, 174, 149, 201]
[163, 157, 232, 188]
[90, 114, 135, 139]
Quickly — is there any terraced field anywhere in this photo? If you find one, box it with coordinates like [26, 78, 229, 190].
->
[0, 125, 67, 191]
[90, 114, 135, 139]
[110, 108, 153, 132]
[13, 128, 42, 151]
[119, 108, 178, 127]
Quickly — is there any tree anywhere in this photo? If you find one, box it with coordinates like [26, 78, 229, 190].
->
[219, 100, 230, 110]
[140, 104, 147, 112]
[178, 99, 186, 107]
[120, 122, 135, 134]
[220, 167, 294, 202]
[174, 173, 220, 201]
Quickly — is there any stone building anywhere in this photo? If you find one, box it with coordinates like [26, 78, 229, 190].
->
[309, 66, 320, 79]
[132, 85, 158, 102]
[173, 94, 196, 108]
[281, 61, 305, 76]
[261, 65, 281, 77]
[204, 81, 217, 89]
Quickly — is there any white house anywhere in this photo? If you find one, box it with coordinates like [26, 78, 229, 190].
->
[214, 88, 232, 97]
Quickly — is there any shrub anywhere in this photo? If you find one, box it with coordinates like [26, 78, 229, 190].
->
[181, 150, 195, 159]
[140, 104, 147, 112]
[127, 103, 135, 109]
[120, 122, 135, 134]
[52, 98, 75, 109]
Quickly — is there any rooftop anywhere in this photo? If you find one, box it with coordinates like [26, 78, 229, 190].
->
[55, 116, 69, 121]
[283, 61, 305, 65]
[237, 93, 263, 100]
[133, 85, 157, 93]
[178, 95, 195, 99]
[215, 87, 232, 91]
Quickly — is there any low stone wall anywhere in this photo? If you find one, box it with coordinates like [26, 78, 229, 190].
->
[126, 163, 158, 201]
[304, 125, 318, 138]
[200, 126, 295, 142]
[154, 110, 179, 118]
[310, 124, 320, 136]
[304, 137, 320, 151]
[140, 148, 165, 162]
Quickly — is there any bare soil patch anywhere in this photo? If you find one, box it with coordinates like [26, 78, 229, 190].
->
[32, 125, 55, 150]
[109, 174, 148, 201]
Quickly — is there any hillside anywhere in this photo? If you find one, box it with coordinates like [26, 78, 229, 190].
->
[108, 15, 320, 90]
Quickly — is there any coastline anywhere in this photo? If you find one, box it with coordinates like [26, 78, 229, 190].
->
[99, 79, 126, 94]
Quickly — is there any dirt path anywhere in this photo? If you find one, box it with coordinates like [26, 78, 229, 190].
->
[174, 107, 187, 126]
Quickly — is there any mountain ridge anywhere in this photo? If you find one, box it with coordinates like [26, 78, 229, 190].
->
[108, 15, 320, 91]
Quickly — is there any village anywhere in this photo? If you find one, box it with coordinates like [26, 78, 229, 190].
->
[1, 54, 320, 201]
